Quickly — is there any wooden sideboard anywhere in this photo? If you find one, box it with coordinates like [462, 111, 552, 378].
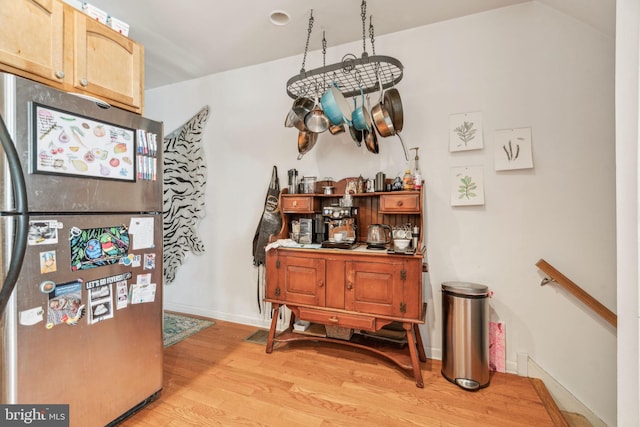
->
[264, 178, 427, 387]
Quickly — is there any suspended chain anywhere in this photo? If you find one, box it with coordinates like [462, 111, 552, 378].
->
[361, 0, 367, 55]
[322, 31, 327, 67]
[300, 10, 315, 73]
[369, 16, 376, 56]
[322, 31, 327, 87]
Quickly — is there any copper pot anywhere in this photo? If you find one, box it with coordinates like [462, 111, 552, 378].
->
[371, 101, 395, 137]
[297, 130, 317, 160]
[383, 88, 403, 132]
[363, 127, 379, 154]
[329, 123, 346, 135]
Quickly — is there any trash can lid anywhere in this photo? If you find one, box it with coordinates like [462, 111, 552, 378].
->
[442, 281, 489, 296]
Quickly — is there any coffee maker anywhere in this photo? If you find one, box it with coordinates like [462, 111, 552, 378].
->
[320, 205, 358, 249]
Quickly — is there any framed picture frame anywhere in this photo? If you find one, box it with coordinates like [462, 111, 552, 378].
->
[450, 166, 485, 206]
[32, 103, 136, 181]
[449, 111, 484, 152]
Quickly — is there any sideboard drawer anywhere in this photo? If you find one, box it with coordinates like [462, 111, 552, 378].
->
[298, 307, 375, 330]
[282, 196, 317, 213]
[379, 193, 420, 213]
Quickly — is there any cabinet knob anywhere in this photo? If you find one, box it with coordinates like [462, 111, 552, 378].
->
[346, 282, 353, 290]
[80, 78, 89, 87]
[328, 316, 339, 323]
[55, 70, 65, 79]
[397, 200, 403, 206]
[318, 280, 324, 288]
[292, 200, 298, 207]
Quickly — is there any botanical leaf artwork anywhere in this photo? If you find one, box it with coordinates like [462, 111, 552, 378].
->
[454, 121, 477, 146]
[502, 139, 520, 161]
[457, 175, 477, 200]
[450, 166, 485, 206]
[449, 112, 484, 152]
[494, 127, 533, 171]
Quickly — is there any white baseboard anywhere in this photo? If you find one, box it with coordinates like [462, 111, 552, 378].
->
[163, 302, 273, 329]
[526, 357, 606, 427]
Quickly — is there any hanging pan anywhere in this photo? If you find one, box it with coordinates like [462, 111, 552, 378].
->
[363, 126, 379, 154]
[370, 76, 396, 138]
[297, 130, 317, 160]
[329, 123, 345, 135]
[304, 85, 330, 133]
[383, 87, 403, 132]
[289, 96, 315, 131]
[370, 87, 408, 160]
[348, 125, 362, 147]
[363, 93, 378, 153]
[304, 99, 329, 133]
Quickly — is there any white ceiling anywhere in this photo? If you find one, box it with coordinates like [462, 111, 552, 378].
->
[85, 0, 615, 90]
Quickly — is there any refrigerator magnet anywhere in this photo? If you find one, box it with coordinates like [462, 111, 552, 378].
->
[18, 307, 44, 326]
[39, 280, 56, 294]
[40, 251, 57, 274]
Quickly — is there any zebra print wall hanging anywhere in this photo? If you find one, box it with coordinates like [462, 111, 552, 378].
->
[163, 106, 210, 283]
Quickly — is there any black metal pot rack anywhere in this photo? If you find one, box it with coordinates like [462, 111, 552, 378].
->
[286, 53, 403, 100]
[286, 2, 403, 101]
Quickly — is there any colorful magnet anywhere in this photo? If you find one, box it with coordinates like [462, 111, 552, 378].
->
[40, 250, 57, 274]
[39, 280, 56, 294]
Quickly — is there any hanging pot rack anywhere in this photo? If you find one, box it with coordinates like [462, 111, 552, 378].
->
[286, 2, 403, 100]
[286, 54, 403, 100]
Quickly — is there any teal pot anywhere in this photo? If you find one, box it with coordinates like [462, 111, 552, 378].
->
[321, 84, 352, 126]
[351, 89, 372, 131]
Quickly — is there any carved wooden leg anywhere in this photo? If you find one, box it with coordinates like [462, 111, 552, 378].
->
[404, 322, 424, 388]
[288, 308, 296, 330]
[265, 304, 280, 354]
[413, 323, 427, 362]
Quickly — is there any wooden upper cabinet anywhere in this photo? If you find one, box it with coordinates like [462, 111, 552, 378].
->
[72, 10, 143, 112]
[0, 0, 143, 113]
[0, 0, 66, 84]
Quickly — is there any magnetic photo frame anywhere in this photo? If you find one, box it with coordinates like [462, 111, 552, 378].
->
[32, 102, 136, 181]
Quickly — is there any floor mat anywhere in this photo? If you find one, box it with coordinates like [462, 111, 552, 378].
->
[244, 329, 269, 345]
[163, 312, 215, 348]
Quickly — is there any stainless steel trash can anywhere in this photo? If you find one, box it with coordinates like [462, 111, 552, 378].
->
[441, 281, 490, 390]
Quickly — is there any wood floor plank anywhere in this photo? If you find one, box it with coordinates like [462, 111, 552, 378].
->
[120, 318, 556, 427]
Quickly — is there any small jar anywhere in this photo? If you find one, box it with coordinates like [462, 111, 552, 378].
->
[302, 176, 317, 194]
[402, 170, 414, 191]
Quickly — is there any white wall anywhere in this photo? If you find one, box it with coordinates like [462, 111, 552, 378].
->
[615, 0, 640, 426]
[146, 2, 616, 424]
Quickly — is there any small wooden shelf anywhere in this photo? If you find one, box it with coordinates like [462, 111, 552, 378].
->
[266, 303, 428, 388]
[274, 330, 416, 371]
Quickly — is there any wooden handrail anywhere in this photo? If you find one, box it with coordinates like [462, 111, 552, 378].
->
[535, 258, 617, 328]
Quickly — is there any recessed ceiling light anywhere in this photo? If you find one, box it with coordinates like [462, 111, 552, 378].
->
[269, 10, 290, 26]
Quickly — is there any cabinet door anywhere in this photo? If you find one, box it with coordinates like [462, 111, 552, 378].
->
[0, 0, 66, 85]
[345, 259, 405, 316]
[72, 10, 143, 111]
[274, 254, 326, 306]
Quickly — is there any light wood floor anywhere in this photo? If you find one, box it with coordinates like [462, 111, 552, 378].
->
[120, 319, 555, 426]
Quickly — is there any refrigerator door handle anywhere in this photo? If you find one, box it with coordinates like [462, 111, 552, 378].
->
[0, 214, 29, 315]
[0, 114, 29, 316]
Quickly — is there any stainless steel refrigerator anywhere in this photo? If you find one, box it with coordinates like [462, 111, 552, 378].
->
[0, 72, 163, 426]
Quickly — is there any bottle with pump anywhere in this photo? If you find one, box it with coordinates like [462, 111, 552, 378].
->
[411, 147, 422, 190]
